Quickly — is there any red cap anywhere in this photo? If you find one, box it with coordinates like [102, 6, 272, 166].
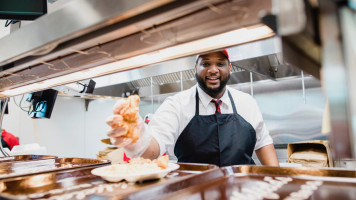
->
[196, 49, 229, 63]
[218, 49, 229, 59]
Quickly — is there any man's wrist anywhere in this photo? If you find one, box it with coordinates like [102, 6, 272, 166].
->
[123, 124, 152, 158]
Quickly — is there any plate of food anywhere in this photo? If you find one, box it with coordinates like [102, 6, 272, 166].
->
[91, 155, 179, 182]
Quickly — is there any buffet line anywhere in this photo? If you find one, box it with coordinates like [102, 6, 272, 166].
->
[0, 155, 356, 200]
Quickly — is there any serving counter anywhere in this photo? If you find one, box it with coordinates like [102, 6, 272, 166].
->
[0, 159, 220, 200]
[162, 166, 356, 200]
[1, 156, 356, 200]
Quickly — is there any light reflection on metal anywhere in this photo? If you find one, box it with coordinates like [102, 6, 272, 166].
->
[250, 72, 254, 97]
[150, 77, 154, 113]
[301, 70, 306, 104]
[339, 6, 356, 158]
[274, 0, 306, 35]
[19, 174, 54, 188]
[180, 71, 183, 91]
[228, 37, 281, 62]
[320, 1, 352, 159]
[223, 165, 356, 179]
[0, 98, 9, 157]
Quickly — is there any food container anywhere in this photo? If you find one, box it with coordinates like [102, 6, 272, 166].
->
[0, 155, 56, 163]
[0, 157, 110, 180]
[159, 165, 356, 200]
[0, 162, 219, 200]
[3, 163, 356, 199]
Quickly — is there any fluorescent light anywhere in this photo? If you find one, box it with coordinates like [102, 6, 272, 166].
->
[0, 24, 274, 97]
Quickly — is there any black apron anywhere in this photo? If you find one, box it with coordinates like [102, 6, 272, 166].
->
[174, 89, 256, 166]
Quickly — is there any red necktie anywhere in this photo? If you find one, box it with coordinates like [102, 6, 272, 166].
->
[211, 99, 222, 114]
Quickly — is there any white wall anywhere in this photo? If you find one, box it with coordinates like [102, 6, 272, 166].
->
[2, 95, 117, 158]
[0, 20, 10, 39]
[84, 98, 117, 158]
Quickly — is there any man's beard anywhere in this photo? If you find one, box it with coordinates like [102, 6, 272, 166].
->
[196, 73, 230, 97]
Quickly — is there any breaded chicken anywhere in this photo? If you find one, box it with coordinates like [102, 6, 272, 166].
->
[109, 95, 140, 142]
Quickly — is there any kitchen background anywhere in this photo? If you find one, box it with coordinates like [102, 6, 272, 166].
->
[0, 0, 328, 164]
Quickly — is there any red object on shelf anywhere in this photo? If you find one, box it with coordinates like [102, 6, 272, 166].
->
[1, 129, 19, 150]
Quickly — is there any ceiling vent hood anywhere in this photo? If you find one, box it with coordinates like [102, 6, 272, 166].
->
[88, 35, 321, 101]
[0, 0, 311, 97]
[92, 37, 307, 98]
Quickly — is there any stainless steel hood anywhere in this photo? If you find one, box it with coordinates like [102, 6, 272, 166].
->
[0, 0, 275, 93]
[92, 37, 305, 98]
[0, 0, 178, 65]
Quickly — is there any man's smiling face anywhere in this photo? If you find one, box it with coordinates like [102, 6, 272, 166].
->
[195, 51, 231, 98]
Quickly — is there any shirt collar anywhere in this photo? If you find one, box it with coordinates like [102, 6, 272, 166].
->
[196, 85, 230, 108]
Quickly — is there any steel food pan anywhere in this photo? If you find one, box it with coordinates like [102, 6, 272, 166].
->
[161, 166, 356, 200]
[222, 165, 356, 179]
[0, 162, 220, 200]
[0, 155, 57, 163]
[0, 157, 110, 180]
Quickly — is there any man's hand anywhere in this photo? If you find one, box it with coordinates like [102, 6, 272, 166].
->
[106, 97, 141, 147]
[106, 113, 143, 148]
[106, 96, 155, 158]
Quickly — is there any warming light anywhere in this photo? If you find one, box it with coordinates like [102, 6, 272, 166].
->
[0, 24, 274, 97]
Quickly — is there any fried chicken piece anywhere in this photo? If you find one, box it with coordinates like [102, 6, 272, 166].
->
[153, 155, 169, 169]
[109, 95, 140, 143]
[124, 122, 140, 143]
[117, 95, 140, 123]
[106, 115, 127, 129]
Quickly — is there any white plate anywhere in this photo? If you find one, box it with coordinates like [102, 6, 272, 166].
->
[91, 163, 180, 182]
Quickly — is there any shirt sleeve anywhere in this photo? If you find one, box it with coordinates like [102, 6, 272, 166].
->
[252, 99, 273, 150]
[147, 95, 181, 156]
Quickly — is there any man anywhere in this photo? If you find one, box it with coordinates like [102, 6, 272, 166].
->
[107, 49, 279, 166]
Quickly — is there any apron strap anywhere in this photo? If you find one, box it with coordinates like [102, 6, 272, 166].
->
[228, 90, 238, 114]
[195, 88, 199, 115]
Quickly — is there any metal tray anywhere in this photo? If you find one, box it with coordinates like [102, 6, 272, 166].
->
[0, 157, 110, 180]
[159, 165, 356, 200]
[0, 155, 57, 163]
[222, 165, 356, 180]
[0, 162, 220, 200]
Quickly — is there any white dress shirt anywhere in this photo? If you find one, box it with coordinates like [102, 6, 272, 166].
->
[147, 85, 273, 157]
